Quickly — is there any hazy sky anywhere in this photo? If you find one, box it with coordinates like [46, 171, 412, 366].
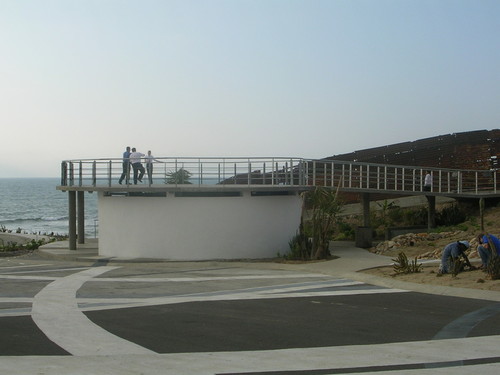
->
[1, 0, 499, 177]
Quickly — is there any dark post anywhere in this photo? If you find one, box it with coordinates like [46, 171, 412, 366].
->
[362, 192, 371, 227]
[68, 191, 77, 250]
[355, 193, 373, 248]
[77, 191, 85, 244]
[426, 195, 436, 230]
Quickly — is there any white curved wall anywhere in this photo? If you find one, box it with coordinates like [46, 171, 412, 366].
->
[98, 190, 302, 260]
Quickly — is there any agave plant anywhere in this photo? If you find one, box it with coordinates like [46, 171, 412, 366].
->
[165, 168, 192, 184]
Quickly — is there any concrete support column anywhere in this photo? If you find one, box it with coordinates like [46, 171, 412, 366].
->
[362, 193, 371, 227]
[426, 195, 436, 230]
[68, 191, 77, 250]
[355, 193, 373, 248]
[77, 191, 85, 244]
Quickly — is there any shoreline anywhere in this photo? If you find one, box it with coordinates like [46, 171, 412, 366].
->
[0, 232, 52, 245]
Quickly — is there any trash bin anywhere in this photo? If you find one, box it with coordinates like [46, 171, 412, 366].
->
[355, 226, 373, 248]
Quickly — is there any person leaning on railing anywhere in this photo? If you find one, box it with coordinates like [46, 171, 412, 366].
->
[145, 150, 163, 185]
[477, 233, 500, 270]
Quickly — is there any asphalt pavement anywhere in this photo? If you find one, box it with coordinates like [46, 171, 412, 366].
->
[0, 240, 499, 374]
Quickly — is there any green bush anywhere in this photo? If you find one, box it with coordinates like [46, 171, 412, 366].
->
[0, 239, 45, 252]
[286, 232, 312, 260]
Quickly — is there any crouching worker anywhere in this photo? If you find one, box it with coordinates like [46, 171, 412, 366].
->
[477, 233, 500, 270]
[439, 241, 475, 274]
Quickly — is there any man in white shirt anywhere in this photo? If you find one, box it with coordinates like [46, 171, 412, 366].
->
[129, 148, 145, 184]
[423, 171, 432, 192]
[145, 150, 162, 185]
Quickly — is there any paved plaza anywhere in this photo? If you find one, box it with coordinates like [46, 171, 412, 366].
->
[0, 241, 499, 374]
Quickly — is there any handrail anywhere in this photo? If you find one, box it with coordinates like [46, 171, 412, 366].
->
[58, 157, 500, 196]
[60, 157, 306, 188]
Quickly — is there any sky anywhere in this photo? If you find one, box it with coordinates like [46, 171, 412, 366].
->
[1, 0, 499, 177]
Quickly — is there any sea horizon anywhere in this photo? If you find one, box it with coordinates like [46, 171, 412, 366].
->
[0, 178, 98, 237]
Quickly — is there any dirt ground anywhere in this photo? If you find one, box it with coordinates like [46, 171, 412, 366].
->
[360, 205, 500, 292]
[362, 263, 500, 292]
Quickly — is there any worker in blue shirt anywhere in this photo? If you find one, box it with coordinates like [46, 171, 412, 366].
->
[477, 233, 500, 269]
[439, 241, 474, 274]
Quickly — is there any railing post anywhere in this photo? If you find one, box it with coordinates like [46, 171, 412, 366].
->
[92, 161, 97, 186]
[79, 161, 83, 187]
[312, 161, 316, 186]
[61, 161, 68, 186]
[475, 171, 478, 194]
[348, 164, 352, 188]
[248, 160, 251, 185]
[69, 162, 74, 186]
[384, 166, 387, 190]
[330, 162, 335, 188]
[366, 165, 370, 189]
[199, 158, 203, 185]
[108, 160, 112, 187]
[341, 164, 345, 188]
[289, 159, 293, 186]
[359, 165, 362, 189]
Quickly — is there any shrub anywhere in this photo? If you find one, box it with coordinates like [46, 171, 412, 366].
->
[392, 252, 422, 274]
[286, 232, 312, 260]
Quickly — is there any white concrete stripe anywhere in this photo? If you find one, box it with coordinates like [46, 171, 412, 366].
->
[0, 297, 33, 303]
[0, 263, 53, 269]
[89, 273, 331, 282]
[0, 273, 329, 283]
[0, 284, 405, 317]
[0, 266, 90, 274]
[0, 275, 58, 281]
[75, 287, 407, 312]
[31, 266, 155, 356]
[0, 336, 499, 375]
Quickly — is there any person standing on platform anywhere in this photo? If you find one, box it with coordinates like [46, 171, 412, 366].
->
[145, 150, 162, 184]
[129, 147, 145, 184]
[423, 171, 432, 192]
[118, 146, 131, 185]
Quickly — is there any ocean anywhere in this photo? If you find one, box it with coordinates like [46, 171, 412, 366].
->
[0, 178, 98, 237]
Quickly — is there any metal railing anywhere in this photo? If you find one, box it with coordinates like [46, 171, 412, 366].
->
[306, 160, 500, 195]
[59, 157, 500, 196]
[60, 157, 306, 187]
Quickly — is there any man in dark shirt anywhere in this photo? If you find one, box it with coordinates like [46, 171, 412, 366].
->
[118, 146, 131, 184]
